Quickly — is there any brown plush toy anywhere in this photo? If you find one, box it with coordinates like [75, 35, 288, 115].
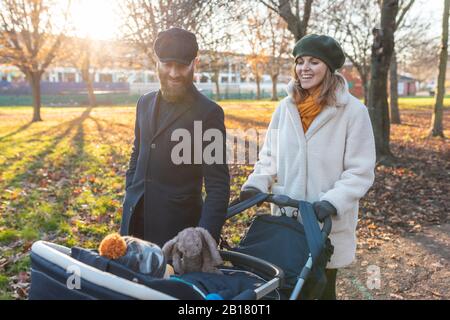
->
[162, 227, 223, 275]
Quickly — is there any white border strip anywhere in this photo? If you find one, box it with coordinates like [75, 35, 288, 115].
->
[31, 241, 177, 300]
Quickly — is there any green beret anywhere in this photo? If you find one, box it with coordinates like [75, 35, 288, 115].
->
[292, 34, 346, 72]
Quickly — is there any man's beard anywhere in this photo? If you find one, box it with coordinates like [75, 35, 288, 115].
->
[158, 68, 194, 103]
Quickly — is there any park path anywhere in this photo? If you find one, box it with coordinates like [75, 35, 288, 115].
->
[337, 223, 450, 300]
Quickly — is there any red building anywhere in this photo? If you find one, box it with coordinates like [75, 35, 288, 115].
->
[398, 75, 417, 96]
[340, 64, 364, 99]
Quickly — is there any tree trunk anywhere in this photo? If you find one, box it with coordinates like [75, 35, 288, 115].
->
[355, 66, 369, 105]
[362, 74, 369, 106]
[213, 70, 221, 101]
[215, 80, 221, 101]
[82, 68, 97, 107]
[390, 49, 401, 124]
[276, 0, 312, 41]
[256, 74, 261, 100]
[78, 42, 97, 107]
[86, 77, 97, 108]
[29, 72, 42, 122]
[271, 74, 278, 101]
[429, 0, 449, 138]
[368, 0, 399, 164]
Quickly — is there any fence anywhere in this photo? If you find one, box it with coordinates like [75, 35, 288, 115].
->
[0, 81, 288, 106]
[0, 81, 129, 95]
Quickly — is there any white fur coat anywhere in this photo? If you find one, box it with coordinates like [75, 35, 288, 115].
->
[242, 75, 376, 268]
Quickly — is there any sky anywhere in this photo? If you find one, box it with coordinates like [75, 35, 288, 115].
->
[68, 0, 445, 43]
[410, 0, 443, 33]
[70, 0, 122, 40]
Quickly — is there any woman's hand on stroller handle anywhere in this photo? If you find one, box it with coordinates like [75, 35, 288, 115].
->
[312, 200, 337, 222]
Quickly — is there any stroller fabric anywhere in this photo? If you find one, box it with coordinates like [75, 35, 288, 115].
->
[234, 213, 334, 299]
[70, 247, 204, 299]
[71, 247, 277, 300]
[29, 247, 201, 300]
[175, 267, 280, 300]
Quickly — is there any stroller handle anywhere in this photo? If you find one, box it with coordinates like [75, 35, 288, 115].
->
[227, 193, 332, 238]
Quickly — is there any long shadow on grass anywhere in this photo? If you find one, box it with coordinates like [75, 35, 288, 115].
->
[2, 106, 121, 238]
[56, 113, 125, 244]
[0, 121, 34, 142]
[0, 106, 118, 146]
[2, 107, 94, 189]
[0, 110, 99, 170]
[0, 107, 121, 300]
[88, 116, 125, 162]
[0, 107, 96, 235]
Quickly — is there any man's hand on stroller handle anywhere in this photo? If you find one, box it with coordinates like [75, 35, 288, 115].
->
[227, 192, 333, 237]
[229, 187, 263, 207]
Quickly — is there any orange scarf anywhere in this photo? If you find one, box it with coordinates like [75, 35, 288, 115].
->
[297, 86, 323, 133]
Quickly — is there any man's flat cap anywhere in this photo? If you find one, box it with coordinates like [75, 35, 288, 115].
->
[154, 27, 198, 65]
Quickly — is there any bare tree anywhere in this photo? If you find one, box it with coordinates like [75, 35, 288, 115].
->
[0, 0, 71, 122]
[197, 38, 233, 101]
[400, 39, 439, 87]
[311, 0, 380, 105]
[196, 5, 238, 101]
[429, 0, 449, 138]
[78, 39, 98, 108]
[315, 0, 379, 105]
[198, 51, 229, 101]
[368, 0, 399, 164]
[316, 0, 428, 134]
[315, 0, 418, 110]
[390, 26, 435, 124]
[63, 38, 119, 107]
[266, 11, 294, 101]
[259, 0, 314, 41]
[242, 9, 270, 100]
[388, 0, 416, 124]
[119, 0, 218, 70]
[389, 50, 401, 123]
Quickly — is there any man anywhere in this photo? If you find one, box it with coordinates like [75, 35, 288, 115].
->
[120, 27, 230, 247]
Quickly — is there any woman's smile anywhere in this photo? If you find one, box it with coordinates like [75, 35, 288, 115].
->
[301, 74, 314, 80]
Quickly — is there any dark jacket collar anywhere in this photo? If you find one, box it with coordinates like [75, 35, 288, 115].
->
[147, 83, 199, 142]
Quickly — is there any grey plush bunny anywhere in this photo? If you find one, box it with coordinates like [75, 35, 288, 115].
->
[162, 227, 223, 275]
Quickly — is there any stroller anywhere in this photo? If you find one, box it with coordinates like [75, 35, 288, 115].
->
[29, 193, 333, 300]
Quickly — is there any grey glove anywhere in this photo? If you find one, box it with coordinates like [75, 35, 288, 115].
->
[312, 200, 337, 222]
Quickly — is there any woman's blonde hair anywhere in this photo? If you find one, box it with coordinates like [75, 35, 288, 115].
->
[292, 60, 345, 107]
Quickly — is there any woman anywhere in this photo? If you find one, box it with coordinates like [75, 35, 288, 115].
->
[237, 34, 376, 299]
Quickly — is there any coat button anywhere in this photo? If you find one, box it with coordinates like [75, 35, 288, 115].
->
[151, 143, 156, 149]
